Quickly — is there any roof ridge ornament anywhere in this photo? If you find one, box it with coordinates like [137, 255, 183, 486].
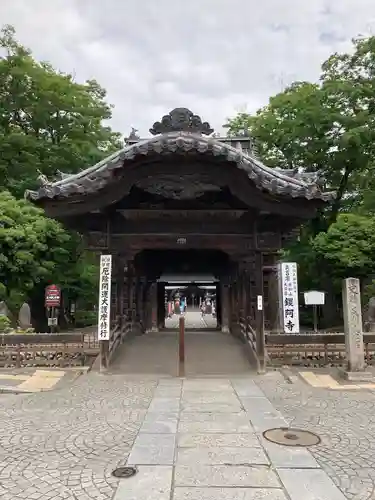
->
[149, 108, 214, 136]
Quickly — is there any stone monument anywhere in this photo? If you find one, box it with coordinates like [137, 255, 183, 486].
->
[342, 278, 372, 380]
[18, 302, 32, 329]
[0, 301, 10, 319]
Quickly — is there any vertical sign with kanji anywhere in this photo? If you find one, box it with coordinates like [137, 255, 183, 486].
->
[280, 262, 300, 333]
[98, 255, 112, 341]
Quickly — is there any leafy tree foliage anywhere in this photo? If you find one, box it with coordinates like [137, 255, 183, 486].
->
[0, 25, 122, 198]
[0, 191, 69, 301]
[0, 25, 120, 327]
[225, 35, 375, 323]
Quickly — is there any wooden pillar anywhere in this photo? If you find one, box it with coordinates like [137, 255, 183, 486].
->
[135, 277, 144, 333]
[267, 257, 280, 332]
[255, 251, 265, 373]
[241, 267, 248, 321]
[150, 282, 158, 332]
[233, 265, 240, 325]
[221, 281, 230, 333]
[127, 261, 135, 323]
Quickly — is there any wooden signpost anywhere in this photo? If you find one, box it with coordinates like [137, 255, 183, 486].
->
[179, 315, 185, 377]
[45, 284, 61, 333]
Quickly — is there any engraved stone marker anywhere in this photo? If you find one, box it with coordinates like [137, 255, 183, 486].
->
[342, 278, 365, 372]
[18, 302, 32, 329]
[0, 301, 10, 319]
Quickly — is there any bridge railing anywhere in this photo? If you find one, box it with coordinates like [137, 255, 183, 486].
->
[108, 319, 133, 364]
[239, 315, 262, 370]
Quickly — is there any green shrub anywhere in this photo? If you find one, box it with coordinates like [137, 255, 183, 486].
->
[0, 315, 11, 333]
[74, 310, 97, 328]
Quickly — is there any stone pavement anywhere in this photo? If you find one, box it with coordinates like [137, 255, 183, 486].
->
[258, 371, 375, 500]
[165, 309, 217, 329]
[115, 375, 346, 500]
[2, 371, 371, 499]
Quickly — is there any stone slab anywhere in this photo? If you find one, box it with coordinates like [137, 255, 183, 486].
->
[173, 488, 288, 500]
[148, 397, 180, 412]
[232, 380, 266, 398]
[183, 380, 233, 392]
[181, 392, 239, 404]
[178, 433, 261, 448]
[250, 416, 289, 433]
[127, 433, 176, 465]
[140, 412, 179, 433]
[113, 465, 172, 500]
[153, 387, 182, 397]
[277, 468, 347, 500]
[259, 439, 319, 468]
[240, 397, 279, 414]
[341, 369, 374, 382]
[175, 464, 281, 488]
[177, 446, 269, 465]
[178, 412, 253, 433]
[181, 402, 242, 413]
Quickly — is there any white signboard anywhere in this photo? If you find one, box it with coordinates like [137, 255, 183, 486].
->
[304, 290, 325, 306]
[280, 262, 300, 333]
[257, 295, 263, 311]
[98, 254, 112, 341]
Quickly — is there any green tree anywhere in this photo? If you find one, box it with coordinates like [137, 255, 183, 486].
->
[312, 213, 375, 281]
[225, 36, 375, 225]
[0, 191, 71, 302]
[0, 25, 122, 197]
[0, 191, 99, 327]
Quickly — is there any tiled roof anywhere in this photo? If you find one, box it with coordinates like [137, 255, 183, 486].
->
[25, 132, 334, 202]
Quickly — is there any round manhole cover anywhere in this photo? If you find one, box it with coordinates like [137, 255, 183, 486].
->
[111, 466, 138, 478]
[263, 427, 321, 447]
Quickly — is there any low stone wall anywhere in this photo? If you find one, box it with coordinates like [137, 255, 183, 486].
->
[0, 333, 98, 368]
[266, 333, 375, 367]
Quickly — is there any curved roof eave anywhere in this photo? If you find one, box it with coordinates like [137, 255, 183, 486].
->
[24, 132, 335, 203]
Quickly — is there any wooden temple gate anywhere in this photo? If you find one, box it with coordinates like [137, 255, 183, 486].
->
[26, 107, 333, 374]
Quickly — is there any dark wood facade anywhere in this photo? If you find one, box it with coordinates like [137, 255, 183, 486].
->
[26, 108, 334, 372]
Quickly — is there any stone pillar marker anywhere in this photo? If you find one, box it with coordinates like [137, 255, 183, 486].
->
[342, 277, 370, 380]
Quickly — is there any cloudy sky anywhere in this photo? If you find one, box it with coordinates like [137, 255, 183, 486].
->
[1, 0, 375, 136]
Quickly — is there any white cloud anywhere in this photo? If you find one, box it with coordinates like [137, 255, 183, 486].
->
[1, 0, 375, 136]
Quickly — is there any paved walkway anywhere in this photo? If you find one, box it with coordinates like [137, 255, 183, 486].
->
[109, 330, 252, 376]
[115, 376, 346, 500]
[165, 310, 217, 329]
[2, 371, 368, 500]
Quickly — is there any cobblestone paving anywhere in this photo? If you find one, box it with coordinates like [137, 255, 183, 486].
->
[258, 371, 375, 500]
[2, 368, 375, 499]
[0, 374, 157, 500]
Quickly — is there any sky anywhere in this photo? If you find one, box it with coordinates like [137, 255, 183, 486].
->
[1, 0, 375, 136]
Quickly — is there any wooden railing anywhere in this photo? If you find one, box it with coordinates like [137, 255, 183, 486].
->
[107, 320, 134, 364]
[239, 315, 261, 370]
[0, 333, 88, 368]
[266, 333, 375, 367]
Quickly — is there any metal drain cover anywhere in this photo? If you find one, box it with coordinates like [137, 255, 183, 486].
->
[111, 466, 138, 478]
[263, 427, 321, 447]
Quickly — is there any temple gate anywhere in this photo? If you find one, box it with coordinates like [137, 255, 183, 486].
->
[26, 108, 333, 373]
